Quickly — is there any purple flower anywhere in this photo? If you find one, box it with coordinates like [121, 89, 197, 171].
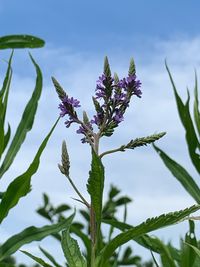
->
[117, 74, 142, 98]
[95, 74, 114, 99]
[59, 103, 68, 117]
[113, 109, 124, 123]
[58, 95, 81, 129]
[62, 96, 81, 108]
[91, 111, 104, 126]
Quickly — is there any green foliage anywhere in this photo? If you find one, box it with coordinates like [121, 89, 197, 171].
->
[153, 145, 200, 203]
[61, 230, 87, 267]
[21, 251, 53, 267]
[0, 35, 45, 49]
[0, 118, 59, 223]
[97, 205, 199, 266]
[0, 213, 75, 261]
[87, 150, 105, 230]
[0, 54, 43, 178]
[153, 64, 200, 266]
[165, 64, 200, 174]
[0, 35, 61, 266]
[39, 246, 62, 267]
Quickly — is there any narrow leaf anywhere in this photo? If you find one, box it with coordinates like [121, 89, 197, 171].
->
[0, 213, 74, 261]
[87, 149, 104, 236]
[3, 124, 11, 152]
[39, 246, 62, 267]
[194, 72, 200, 137]
[0, 35, 45, 49]
[0, 52, 13, 125]
[166, 63, 200, 174]
[61, 229, 87, 267]
[154, 144, 200, 204]
[21, 250, 53, 267]
[0, 54, 43, 178]
[0, 118, 59, 223]
[185, 243, 200, 258]
[98, 205, 200, 266]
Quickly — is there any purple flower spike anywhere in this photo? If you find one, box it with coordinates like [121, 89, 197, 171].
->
[59, 103, 68, 117]
[63, 96, 81, 108]
[113, 109, 124, 123]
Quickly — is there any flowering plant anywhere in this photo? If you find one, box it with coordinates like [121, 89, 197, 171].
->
[24, 57, 198, 267]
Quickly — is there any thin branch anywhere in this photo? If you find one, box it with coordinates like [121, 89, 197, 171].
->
[99, 132, 166, 158]
[65, 174, 90, 209]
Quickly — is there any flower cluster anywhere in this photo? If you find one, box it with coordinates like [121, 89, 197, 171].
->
[58, 96, 80, 127]
[53, 57, 142, 145]
[91, 59, 142, 136]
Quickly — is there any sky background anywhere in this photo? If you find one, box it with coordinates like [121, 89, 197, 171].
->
[0, 0, 200, 265]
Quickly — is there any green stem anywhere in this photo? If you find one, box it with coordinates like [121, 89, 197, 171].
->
[99, 146, 124, 158]
[66, 174, 90, 208]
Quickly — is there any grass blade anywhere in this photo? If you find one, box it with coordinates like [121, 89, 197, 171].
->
[0, 54, 42, 178]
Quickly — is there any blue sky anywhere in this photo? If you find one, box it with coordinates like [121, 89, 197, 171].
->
[1, 0, 200, 265]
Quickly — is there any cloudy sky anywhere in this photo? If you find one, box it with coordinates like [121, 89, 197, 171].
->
[1, 0, 200, 264]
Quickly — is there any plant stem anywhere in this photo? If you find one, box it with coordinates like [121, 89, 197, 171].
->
[66, 174, 90, 208]
[99, 146, 124, 158]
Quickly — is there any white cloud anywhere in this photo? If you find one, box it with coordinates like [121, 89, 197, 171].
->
[1, 36, 200, 264]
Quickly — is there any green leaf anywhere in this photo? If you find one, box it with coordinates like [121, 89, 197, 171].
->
[0, 118, 59, 223]
[0, 52, 13, 123]
[149, 238, 176, 267]
[0, 52, 13, 158]
[61, 229, 87, 267]
[103, 218, 180, 259]
[21, 250, 53, 267]
[98, 205, 200, 266]
[194, 72, 200, 137]
[185, 243, 200, 258]
[0, 54, 43, 178]
[39, 246, 62, 267]
[0, 213, 74, 261]
[0, 35, 45, 49]
[154, 144, 200, 204]
[3, 124, 11, 153]
[87, 149, 104, 239]
[70, 224, 91, 262]
[180, 220, 197, 267]
[166, 63, 200, 174]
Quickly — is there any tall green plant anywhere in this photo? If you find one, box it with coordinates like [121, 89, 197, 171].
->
[23, 58, 200, 267]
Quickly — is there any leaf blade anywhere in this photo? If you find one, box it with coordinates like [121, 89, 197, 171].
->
[0, 118, 59, 223]
[154, 144, 200, 204]
[61, 229, 87, 267]
[0, 213, 74, 261]
[87, 150, 104, 239]
[166, 63, 200, 174]
[0, 54, 43, 178]
[98, 205, 200, 266]
[21, 250, 53, 267]
[0, 35, 45, 49]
